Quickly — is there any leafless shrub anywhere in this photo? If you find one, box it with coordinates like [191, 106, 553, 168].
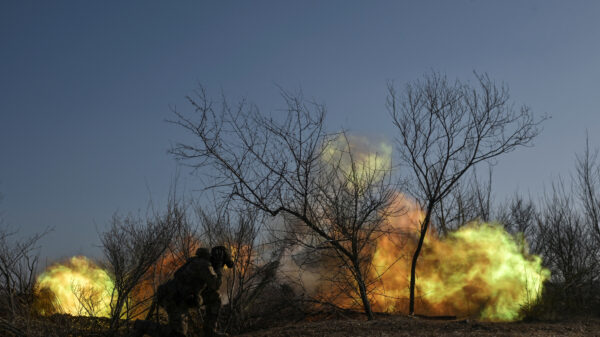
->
[535, 181, 600, 312]
[0, 193, 50, 335]
[71, 281, 107, 318]
[497, 193, 538, 252]
[100, 197, 182, 330]
[0, 227, 47, 321]
[575, 134, 600, 245]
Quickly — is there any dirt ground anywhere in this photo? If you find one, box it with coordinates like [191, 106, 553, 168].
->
[237, 315, 600, 337]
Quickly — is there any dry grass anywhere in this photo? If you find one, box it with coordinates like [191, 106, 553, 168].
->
[237, 315, 599, 337]
[2, 312, 599, 336]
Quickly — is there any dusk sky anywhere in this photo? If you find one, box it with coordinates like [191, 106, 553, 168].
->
[1, 1, 599, 261]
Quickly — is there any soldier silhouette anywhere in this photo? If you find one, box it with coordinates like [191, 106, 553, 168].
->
[140, 246, 233, 337]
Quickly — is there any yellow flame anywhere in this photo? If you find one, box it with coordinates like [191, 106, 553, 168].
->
[36, 256, 115, 317]
[370, 196, 550, 321]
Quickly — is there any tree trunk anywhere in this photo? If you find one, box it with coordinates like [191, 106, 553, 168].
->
[409, 207, 432, 316]
[354, 263, 374, 320]
[110, 296, 125, 330]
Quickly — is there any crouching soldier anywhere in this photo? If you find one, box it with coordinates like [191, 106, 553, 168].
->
[147, 246, 233, 337]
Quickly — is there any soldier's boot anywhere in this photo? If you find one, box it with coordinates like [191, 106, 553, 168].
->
[202, 316, 216, 337]
[130, 320, 148, 337]
[209, 332, 229, 337]
[167, 329, 187, 337]
[202, 312, 229, 337]
[132, 320, 182, 337]
[203, 326, 229, 337]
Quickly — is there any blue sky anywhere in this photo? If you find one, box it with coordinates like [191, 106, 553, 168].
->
[1, 1, 599, 260]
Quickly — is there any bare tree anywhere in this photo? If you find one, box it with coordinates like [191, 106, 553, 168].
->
[497, 193, 538, 249]
[274, 132, 400, 319]
[536, 181, 600, 310]
[0, 193, 49, 336]
[0, 228, 45, 320]
[434, 167, 494, 235]
[170, 204, 202, 265]
[170, 89, 398, 320]
[387, 72, 544, 315]
[71, 280, 107, 317]
[575, 134, 600, 243]
[101, 198, 182, 330]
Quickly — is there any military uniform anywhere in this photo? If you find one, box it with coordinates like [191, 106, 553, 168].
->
[154, 247, 231, 337]
[156, 248, 217, 336]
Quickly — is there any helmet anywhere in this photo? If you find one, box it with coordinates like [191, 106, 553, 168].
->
[211, 246, 234, 268]
[195, 247, 211, 259]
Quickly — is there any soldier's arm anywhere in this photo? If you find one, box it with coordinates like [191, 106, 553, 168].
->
[203, 265, 220, 290]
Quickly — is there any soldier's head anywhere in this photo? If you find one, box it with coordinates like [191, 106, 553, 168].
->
[195, 247, 211, 260]
[210, 246, 234, 269]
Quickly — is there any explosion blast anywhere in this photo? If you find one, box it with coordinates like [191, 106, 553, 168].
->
[36, 256, 115, 317]
[371, 196, 550, 321]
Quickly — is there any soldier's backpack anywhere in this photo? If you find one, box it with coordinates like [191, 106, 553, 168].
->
[173, 257, 196, 282]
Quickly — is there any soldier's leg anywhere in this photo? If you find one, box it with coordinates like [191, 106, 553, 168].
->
[131, 319, 151, 337]
[201, 289, 228, 337]
[130, 320, 174, 337]
[165, 301, 188, 337]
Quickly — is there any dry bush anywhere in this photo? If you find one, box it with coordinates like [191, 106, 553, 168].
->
[0, 217, 49, 336]
[0, 227, 45, 319]
[516, 181, 600, 319]
[101, 197, 182, 331]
